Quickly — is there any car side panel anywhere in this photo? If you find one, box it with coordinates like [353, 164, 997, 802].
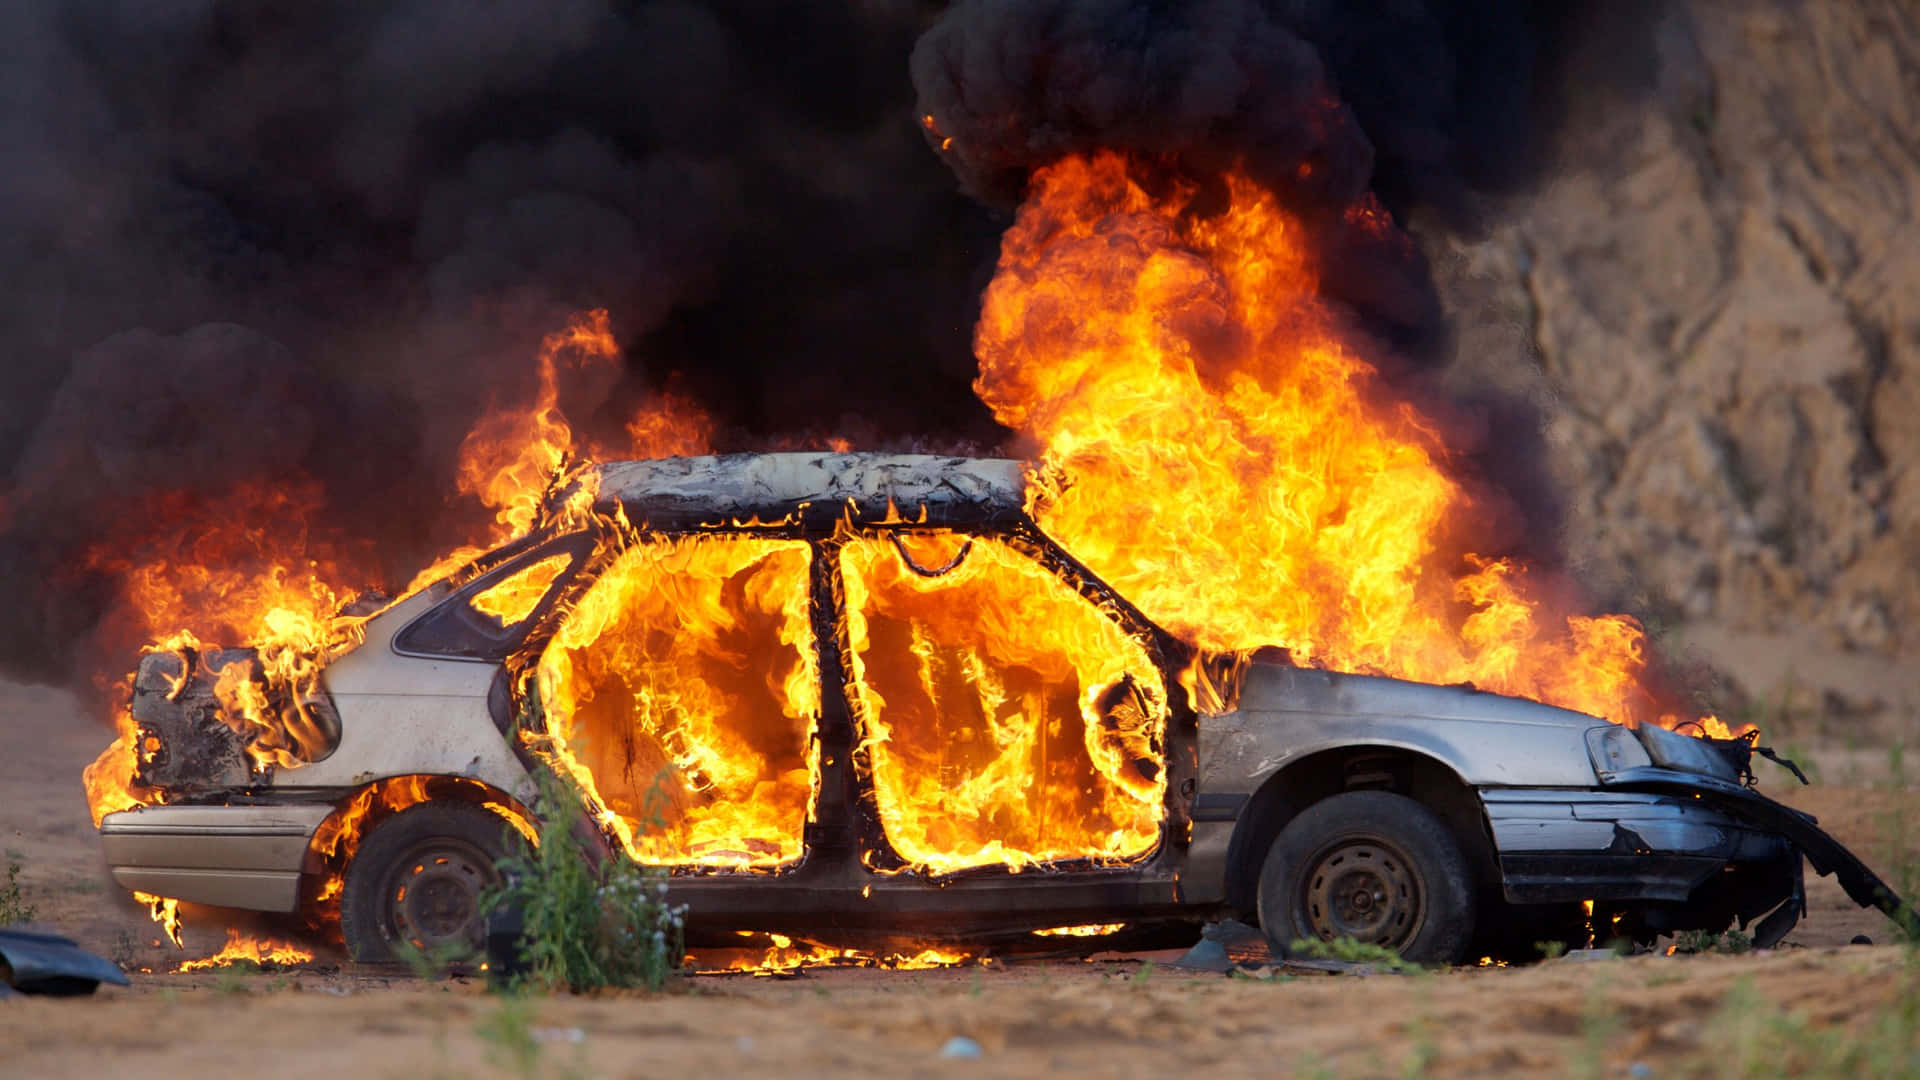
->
[1197, 666, 1601, 793]
[269, 593, 534, 804]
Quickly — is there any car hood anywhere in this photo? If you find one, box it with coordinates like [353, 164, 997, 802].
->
[1198, 660, 1606, 789]
[1236, 661, 1601, 730]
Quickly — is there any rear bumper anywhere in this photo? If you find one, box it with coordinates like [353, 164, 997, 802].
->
[99, 803, 336, 912]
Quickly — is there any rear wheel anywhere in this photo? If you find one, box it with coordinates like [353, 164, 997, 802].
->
[1256, 790, 1475, 966]
[341, 801, 507, 963]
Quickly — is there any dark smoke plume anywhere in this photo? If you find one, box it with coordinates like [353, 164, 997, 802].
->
[1, 0, 1605, 693]
[0, 1, 1004, 688]
[912, 0, 1579, 349]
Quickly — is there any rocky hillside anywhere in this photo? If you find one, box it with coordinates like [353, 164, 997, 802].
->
[1433, 0, 1919, 732]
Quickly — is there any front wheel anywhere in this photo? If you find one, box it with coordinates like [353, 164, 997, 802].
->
[1256, 790, 1475, 967]
[340, 801, 507, 963]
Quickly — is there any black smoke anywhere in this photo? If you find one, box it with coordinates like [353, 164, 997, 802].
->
[0, 1, 1006, 687]
[912, 0, 1586, 349]
[1, 0, 1620, 690]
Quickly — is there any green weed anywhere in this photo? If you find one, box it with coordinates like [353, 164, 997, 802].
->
[0, 858, 36, 925]
[1570, 979, 1622, 1080]
[1675, 929, 1752, 955]
[1688, 969, 1920, 1078]
[1400, 985, 1439, 1078]
[476, 991, 543, 1079]
[110, 929, 138, 972]
[1289, 936, 1423, 974]
[483, 770, 684, 992]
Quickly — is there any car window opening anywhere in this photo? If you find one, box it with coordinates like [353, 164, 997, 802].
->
[470, 553, 572, 628]
[535, 535, 817, 871]
[839, 534, 1168, 875]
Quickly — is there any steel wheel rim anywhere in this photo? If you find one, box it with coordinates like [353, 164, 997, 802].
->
[1299, 838, 1423, 950]
[384, 837, 497, 953]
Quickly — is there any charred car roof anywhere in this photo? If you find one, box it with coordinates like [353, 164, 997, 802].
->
[587, 452, 1029, 529]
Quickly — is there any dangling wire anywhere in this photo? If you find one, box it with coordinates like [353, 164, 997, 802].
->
[889, 532, 973, 577]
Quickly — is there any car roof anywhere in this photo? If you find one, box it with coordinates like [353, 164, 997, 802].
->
[589, 452, 1029, 528]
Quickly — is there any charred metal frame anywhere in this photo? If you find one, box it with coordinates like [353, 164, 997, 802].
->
[480, 499, 1207, 940]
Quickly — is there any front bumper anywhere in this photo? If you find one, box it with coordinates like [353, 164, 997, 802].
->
[1481, 781, 1805, 943]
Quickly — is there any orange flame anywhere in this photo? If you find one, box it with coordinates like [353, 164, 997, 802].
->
[1033, 923, 1125, 937]
[533, 534, 819, 869]
[175, 928, 315, 972]
[133, 890, 184, 948]
[687, 933, 979, 974]
[81, 481, 377, 825]
[978, 152, 1701, 729]
[840, 532, 1167, 873]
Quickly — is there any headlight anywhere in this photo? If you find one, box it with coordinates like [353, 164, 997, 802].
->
[1634, 721, 1738, 782]
[1585, 724, 1652, 777]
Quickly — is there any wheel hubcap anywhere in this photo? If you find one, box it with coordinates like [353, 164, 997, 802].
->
[387, 839, 496, 952]
[1301, 840, 1422, 949]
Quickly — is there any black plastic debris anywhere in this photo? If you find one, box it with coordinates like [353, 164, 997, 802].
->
[0, 929, 131, 997]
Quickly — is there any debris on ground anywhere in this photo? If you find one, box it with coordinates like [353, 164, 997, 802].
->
[0, 928, 130, 997]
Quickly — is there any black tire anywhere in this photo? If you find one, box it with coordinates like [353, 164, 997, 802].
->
[341, 801, 507, 963]
[1256, 790, 1475, 966]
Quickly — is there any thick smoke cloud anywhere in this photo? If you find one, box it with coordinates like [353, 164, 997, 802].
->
[912, 0, 1577, 348]
[0, 0, 1599, 690]
[0, 0, 1004, 687]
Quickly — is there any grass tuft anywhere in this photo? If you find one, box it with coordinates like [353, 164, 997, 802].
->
[484, 770, 684, 993]
[1289, 936, 1423, 973]
[0, 858, 36, 925]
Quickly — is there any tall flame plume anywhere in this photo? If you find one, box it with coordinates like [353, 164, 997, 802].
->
[979, 152, 1715, 731]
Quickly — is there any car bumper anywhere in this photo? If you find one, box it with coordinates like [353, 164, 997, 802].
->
[1480, 781, 1806, 944]
[1482, 787, 1796, 901]
[99, 803, 336, 912]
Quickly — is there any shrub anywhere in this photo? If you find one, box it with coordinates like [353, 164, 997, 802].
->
[485, 772, 684, 992]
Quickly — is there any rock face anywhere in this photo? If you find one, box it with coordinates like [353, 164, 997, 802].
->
[1430, 1, 1920, 727]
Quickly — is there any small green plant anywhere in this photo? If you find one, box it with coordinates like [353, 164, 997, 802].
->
[1292, 1053, 1338, 1080]
[1289, 936, 1422, 973]
[110, 929, 139, 972]
[395, 938, 475, 981]
[1868, 741, 1920, 945]
[213, 967, 254, 995]
[1674, 929, 1753, 955]
[476, 990, 543, 1079]
[1400, 985, 1439, 1078]
[1568, 980, 1622, 1080]
[1, 859, 37, 925]
[1535, 939, 1569, 960]
[484, 771, 685, 992]
[1689, 971, 1920, 1078]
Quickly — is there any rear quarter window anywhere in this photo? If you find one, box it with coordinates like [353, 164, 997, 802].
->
[395, 539, 589, 659]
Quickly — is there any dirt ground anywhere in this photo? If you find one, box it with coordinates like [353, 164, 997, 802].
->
[4, 677, 1916, 1078]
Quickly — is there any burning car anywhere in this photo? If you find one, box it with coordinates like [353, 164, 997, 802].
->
[94, 453, 1910, 964]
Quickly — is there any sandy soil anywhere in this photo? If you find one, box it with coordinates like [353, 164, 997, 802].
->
[3, 678, 1915, 1078]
